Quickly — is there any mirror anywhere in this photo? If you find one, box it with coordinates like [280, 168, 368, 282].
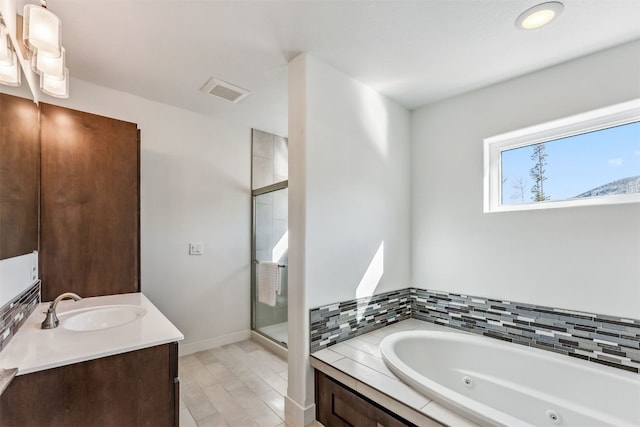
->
[0, 91, 40, 260]
[0, 7, 40, 261]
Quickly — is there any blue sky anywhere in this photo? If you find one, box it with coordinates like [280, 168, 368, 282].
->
[501, 121, 640, 204]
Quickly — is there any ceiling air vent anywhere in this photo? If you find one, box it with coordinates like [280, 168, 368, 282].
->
[199, 77, 250, 103]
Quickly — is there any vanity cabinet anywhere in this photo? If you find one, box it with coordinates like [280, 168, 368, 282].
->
[0, 343, 178, 426]
[315, 370, 417, 427]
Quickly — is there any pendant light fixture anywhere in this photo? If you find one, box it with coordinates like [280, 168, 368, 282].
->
[40, 66, 68, 97]
[23, 1, 61, 57]
[0, 50, 20, 86]
[20, 0, 69, 98]
[0, 22, 20, 86]
[0, 24, 13, 66]
[32, 46, 65, 78]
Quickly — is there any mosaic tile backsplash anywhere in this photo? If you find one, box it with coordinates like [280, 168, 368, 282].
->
[412, 288, 640, 374]
[309, 289, 411, 352]
[0, 281, 40, 353]
[310, 287, 640, 373]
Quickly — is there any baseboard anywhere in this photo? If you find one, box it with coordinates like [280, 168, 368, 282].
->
[285, 395, 316, 426]
[251, 330, 288, 360]
[178, 330, 251, 356]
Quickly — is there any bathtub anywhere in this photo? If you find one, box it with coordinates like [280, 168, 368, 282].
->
[380, 330, 640, 427]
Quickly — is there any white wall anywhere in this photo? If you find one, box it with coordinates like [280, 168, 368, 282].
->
[1, 78, 252, 352]
[412, 40, 640, 319]
[287, 53, 411, 425]
[303, 58, 412, 308]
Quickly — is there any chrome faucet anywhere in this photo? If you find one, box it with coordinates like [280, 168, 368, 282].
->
[41, 292, 82, 329]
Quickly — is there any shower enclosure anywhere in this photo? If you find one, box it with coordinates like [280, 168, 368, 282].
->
[251, 129, 288, 346]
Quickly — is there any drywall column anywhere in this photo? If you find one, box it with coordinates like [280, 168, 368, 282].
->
[286, 53, 411, 425]
[286, 54, 314, 426]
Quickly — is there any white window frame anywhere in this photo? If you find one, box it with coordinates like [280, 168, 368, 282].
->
[483, 99, 640, 213]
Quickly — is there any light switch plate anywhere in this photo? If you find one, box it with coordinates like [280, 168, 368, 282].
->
[189, 242, 204, 255]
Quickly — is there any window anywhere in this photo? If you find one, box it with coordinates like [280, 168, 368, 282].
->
[484, 99, 640, 212]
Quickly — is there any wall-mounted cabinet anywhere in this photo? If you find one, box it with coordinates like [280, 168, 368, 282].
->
[39, 104, 140, 300]
[0, 93, 140, 301]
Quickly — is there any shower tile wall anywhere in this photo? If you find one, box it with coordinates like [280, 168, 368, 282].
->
[252, 129, 288, 189]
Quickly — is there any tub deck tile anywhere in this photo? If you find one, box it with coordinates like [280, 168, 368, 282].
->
[332, 357, 430, 410]
[311, 320, 481, 427]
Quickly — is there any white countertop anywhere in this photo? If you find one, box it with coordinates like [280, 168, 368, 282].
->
[0, 293, 183, 375]
[310, 319, 479, 427]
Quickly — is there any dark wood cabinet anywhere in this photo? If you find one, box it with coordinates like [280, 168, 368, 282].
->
[315, 370, 417, 427]
[39, 103, 140, 301]
[0, 94, 40, 260]
[0, 343, 178, 427]
[0, 95, 140, 299]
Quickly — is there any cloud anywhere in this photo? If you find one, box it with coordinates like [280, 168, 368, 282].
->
[635, 150, 640, 157]
[608, 158, 623, 167]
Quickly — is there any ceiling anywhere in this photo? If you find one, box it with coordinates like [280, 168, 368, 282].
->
[20, 0, 640, 136]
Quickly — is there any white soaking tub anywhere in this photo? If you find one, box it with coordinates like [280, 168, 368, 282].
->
[380, 330, 640, 427]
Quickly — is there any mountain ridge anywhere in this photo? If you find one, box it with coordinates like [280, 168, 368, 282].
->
[576, 175, 640, 198]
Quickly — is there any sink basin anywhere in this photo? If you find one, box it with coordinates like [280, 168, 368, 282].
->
[60, 305, 147, 332]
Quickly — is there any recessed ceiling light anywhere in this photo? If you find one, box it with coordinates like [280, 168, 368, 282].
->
[515, 2, 564, 30]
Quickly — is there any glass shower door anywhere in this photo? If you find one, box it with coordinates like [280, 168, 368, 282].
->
[252, 186, 288, 346]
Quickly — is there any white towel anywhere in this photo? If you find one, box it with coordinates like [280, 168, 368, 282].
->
[258, 261, 280, 307]
[275, 266, 282, 296]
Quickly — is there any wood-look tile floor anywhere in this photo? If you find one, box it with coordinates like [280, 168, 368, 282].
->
[179, 340, 289, 427]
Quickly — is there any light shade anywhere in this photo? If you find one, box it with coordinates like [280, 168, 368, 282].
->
[0, 26, 14, 66]
[33, 46, 65, 78]
[40, 67, 69, 98]
[23, 4, 62, 57]
[0, 51, 21, 86]
[515, 2, 564, 30]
